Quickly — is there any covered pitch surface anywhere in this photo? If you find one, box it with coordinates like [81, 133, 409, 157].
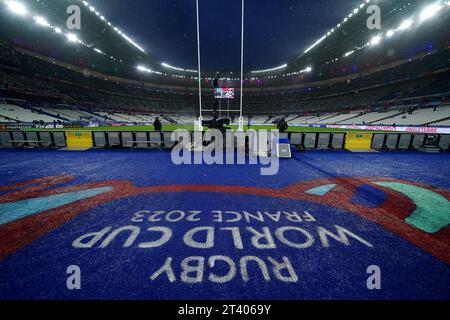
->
[0, 149, 449, 300]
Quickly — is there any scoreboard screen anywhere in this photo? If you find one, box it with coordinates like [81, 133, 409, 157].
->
[214, 88, 235, 99]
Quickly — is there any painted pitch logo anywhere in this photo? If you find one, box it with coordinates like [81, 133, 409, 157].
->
[0, 174, 449, 265]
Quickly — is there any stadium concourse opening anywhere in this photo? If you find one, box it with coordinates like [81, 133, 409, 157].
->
[0, 0, 450, 305]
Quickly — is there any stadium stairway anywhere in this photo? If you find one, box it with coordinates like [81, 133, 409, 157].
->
[428, 116, 450, 126]
[80, 108, 109, 122]
[0, 114, 17, 122]
[264, 116, 274, 124]
[309, 113, 341, 124]
[24, 105, 69, 122]
[161, 114, 176, 124]
[367, 110, 406, 125]
[332, 113, 363, 124]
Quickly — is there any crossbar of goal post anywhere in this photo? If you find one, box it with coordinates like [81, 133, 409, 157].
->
[196, 0, 246, 131]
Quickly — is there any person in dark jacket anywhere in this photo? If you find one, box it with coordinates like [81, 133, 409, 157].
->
[277, 118, 288, 132]
[153, 117, 162, 131]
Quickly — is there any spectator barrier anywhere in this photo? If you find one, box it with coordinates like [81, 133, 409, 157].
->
[0, 130, 449, 152]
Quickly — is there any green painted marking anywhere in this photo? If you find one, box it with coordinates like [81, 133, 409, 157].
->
[373, 182, 450, 233]
[305, 184, 337, 196]
[0, 186, 113, 225]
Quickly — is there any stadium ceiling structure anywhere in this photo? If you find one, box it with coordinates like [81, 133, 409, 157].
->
[1, 0, 449, 84]
[289, 0, 450, 73]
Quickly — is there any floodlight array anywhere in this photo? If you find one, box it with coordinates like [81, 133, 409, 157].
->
[3, 0, 121, 64]
[136, 65, 162, 75]
[323, 1, 448, 67]
[80, 0, 145, 53]
[251, 64, 288, 74]
[303, 0, 370, 54]
[3, 0, 449, 83]
[161, 63, 197, 73]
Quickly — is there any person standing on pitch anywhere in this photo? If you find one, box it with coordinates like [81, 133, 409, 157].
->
[153, 117, 162, 131]
[277, 118, 288, 133]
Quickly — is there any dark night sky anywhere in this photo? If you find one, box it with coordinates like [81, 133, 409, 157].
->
[90, 0, 361, 72]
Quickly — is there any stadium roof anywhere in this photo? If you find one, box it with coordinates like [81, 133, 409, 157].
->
[288, 0, 450, 73]
[1, 0, 449, 86]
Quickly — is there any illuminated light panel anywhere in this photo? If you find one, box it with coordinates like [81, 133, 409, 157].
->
[161, 63, 197, 73]
[251, 64, 288, 74]
[344, 50, 355, 57]
[6, 0, 27, 15]
[2, 0, 126, 68]
[420, 3, 442, 21]
[80, 0, 146, 53]
[398, 19, 413, 30]
[370, 35, 382, 46]
[137, 65, 162, 75]
[386, 30, 396, 38]
[66, 33, 80, 43]
[301, 0, 369, 55]
[34, 16, 50, 27]
[304, 35, 326, 54]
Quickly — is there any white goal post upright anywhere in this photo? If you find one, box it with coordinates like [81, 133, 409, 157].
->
[238, 0, 245, 132]
[195, 0, 245, 132]
[195, 0, 203, 131]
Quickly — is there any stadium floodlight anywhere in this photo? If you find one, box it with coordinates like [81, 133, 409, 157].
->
[304, 66, 312, 73]
[137, 65, 163, 75]
[6, 1, 27, 16]
[121, 33, 145, 53]
[344, 50, 355, 57]
[420, 3, 442, 21]
[137, 65, 151, 72]
[398, 19, 413, 30]
[386, 30, 396, 38]
[54, 27, 62, 34]
[251, 64, 288, 74]
[34, 16, 50, 27]
[66, 33, 79, 43]
[304, 35, 326, 54]
[161, 62, 196, 73]
[370, 35, 382, 46]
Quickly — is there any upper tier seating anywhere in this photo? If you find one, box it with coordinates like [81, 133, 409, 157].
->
[372, 105, 450, 126]
[340, 110, 402, 125]
[0, 104, 59, 122]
